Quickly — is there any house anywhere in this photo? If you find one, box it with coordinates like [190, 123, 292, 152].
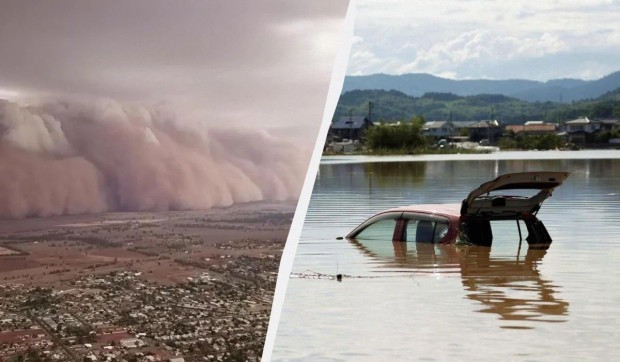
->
[451, 121, 476, 136]
[599, 119, 620, 132]
[562, 117, 601, 143]
[468, 120, 502, 143]
[119, 337, 145, 348]
[423, 121, 455, 138]
[330, 116, 373, 142]
[563, 117, 600, 133]
[505, 121, 557, 134]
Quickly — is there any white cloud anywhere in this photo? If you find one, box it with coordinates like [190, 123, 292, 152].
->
[347, 0, 620, 80]
[351, 35, 364, 45]
[393, 30, 569, 76]
[435, 71, 458, 80]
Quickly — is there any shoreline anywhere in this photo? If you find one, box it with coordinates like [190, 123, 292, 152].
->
[321, 149, 620, 165]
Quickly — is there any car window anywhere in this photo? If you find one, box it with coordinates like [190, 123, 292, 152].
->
[489, 220, 517, 244]
[355, 218, 397, 240]
[434, 221, 449, 241]
[404, 219, 449, 243]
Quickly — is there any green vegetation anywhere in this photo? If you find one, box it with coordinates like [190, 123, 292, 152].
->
[10, 348, 53, 362]
[364, 117, 427, 152]
[335, 88, 620, 124]
[328, 87, 620, 154]
[498, 133, 566, 150]
[22, 287, 56, 308]
[586, 129, 620, 143]
[360, 117, 490, 154]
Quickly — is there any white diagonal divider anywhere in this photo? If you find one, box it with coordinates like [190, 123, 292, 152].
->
[261, 1, 358, 360]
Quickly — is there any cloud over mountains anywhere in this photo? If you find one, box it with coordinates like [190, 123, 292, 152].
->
[348, 0, 620, 80]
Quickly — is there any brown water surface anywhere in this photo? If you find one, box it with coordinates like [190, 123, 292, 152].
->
[273, 152, 620, 361]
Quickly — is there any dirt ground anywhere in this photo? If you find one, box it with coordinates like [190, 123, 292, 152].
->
[0, 201, 294, 288]
[0, 329, 46, 344]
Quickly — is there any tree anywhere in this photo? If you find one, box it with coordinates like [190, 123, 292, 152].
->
[591, 103, 613, 118]
[365, 117, 427, 152]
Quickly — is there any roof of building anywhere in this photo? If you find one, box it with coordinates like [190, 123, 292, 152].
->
[506, 124, 557, 133]
[566, 117, 591, 124]
[120, 338, 143, 348]
[451, 121, 476, 128]
[331, 116, 370, 130]
[469, 120, 499, 128]
[423, 121, 452, 129]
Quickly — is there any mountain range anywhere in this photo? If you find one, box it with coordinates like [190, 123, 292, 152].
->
[341, 71, 620, 103]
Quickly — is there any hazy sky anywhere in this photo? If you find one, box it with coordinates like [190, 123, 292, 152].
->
[348, 0, 620, 80]
[0, 1, 349, 131]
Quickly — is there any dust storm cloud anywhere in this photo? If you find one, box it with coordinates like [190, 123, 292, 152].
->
[0, 99, 308, 218]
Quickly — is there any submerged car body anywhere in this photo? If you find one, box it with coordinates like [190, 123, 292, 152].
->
[346, 172, 569, 248]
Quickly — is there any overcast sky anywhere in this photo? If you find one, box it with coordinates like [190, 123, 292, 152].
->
[0, 1, 349, 132]
[348, 0, 620, 81]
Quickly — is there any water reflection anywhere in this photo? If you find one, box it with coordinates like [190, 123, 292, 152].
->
[348, 238, 569, 328]
[363, 162, 427, 187]
[316, 161, 427, 191]
[459, 246, 569, 328]
[317, 157, 620, 196]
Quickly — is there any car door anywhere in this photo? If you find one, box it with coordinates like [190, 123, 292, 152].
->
[401, 213, 450, 243]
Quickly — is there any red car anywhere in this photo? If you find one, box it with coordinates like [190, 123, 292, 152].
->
[346, 172, 569, 248]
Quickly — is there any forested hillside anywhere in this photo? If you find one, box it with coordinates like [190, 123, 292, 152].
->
[334, 88, 620, 124]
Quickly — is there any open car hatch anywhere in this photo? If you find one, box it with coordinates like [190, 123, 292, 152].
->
[462, 172, 570, 217]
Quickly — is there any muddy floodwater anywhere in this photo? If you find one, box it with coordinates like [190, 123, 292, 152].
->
[272, 151, 620, 361]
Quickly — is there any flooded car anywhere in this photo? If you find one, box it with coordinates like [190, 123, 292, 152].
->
[346, 172, 569, 248]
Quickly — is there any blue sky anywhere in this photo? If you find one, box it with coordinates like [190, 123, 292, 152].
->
[347, 0, 620, 81]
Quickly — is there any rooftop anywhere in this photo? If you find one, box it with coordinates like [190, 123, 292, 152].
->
[332, 116, 370, 130]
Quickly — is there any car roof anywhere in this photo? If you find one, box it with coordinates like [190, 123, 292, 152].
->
[382, 204, 461, 218]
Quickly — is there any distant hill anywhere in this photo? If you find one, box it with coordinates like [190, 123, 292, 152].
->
[334, 88, 620, 124]
[341, 72, 620, 103]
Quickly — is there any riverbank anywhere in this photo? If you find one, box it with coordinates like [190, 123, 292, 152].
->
[324, 146, 495, 156]
[321, 149, 620, 165]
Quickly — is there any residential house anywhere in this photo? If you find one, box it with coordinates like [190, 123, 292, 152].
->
[468, 120, 502, 143]
[451, 121, 476, 136]
[422, 121, 455, 138]
[599, 119, 620, 132]
[330, 116, 373, 142]
[505, 121, 557, 134]
[561, 117, 601, 143]
[120, 337, 145, 349]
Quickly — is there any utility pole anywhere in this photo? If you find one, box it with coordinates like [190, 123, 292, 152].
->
[348, 109, 353, 140]
[368, 101, 374, 124]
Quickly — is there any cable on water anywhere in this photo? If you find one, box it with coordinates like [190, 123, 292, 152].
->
[290, 270, 412, 281]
